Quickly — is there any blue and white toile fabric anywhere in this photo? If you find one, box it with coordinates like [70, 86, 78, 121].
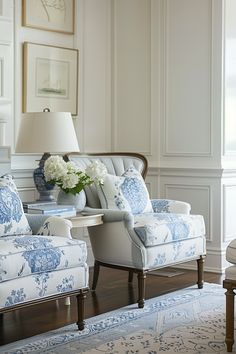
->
[0, 235, 88, 308]
[0, 235, 87, 282]
[151, 198, 191, 214]
[97, 166, 153, 214]
[0, 174, 32, 237]
[142, 236, 205, 269]
[0, 265, 88, 309]
[129, 212, 206, 268]
[0, 176, 89, 310]
[36, 216, 73, 238]
[134, 213, 205, 247]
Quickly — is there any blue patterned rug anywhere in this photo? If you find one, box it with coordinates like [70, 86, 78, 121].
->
[0, 283, 229, 354]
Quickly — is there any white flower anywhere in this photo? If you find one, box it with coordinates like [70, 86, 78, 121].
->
[85, 160, 108, 185]
[67, 161, 78, 174]
[61, 173, 79, 190]
[43, 155, 107, 195]
[44, 156, 67, 181]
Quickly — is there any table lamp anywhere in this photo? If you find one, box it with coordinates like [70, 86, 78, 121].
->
[15, 110, 80, 201]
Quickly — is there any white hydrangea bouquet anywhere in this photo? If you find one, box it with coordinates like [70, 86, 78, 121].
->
[44, 155, 107, 195]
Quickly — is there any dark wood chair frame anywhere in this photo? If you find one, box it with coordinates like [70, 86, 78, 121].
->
[92, 257, 205, 308]
[223, 279, 236, 352]
[0, 288, 89, 331]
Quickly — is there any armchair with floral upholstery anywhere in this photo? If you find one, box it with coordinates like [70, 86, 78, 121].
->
[66, 152, 206, 309]
[0, 174, 88, 330]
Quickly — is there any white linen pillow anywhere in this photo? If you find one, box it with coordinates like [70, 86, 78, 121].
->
[97, 166, 153, 214]
[0, 174, 32, 237]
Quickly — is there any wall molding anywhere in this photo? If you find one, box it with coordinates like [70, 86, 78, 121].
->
[162, 0, 213, 157]
[223, 184, 236, 242]
[112, 0, 152, 155]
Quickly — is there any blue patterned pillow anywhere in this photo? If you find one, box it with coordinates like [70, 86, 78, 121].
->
[0, 175, 32, 237]
[97, 166, 153, 214]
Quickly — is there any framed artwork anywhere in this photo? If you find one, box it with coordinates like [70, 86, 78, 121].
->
[0, 1, 2, 16]
[23, 42, 78, 115]
[22, 0, 74, 34]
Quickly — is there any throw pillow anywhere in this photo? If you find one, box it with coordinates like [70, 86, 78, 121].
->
[0, 174, 32, 237]
[97, 166, 153, 214]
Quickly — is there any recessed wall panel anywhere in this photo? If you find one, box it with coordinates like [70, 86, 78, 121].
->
[163, 0, 212, 156]
[113, 0, 151, 154]
[224, 0, 236, 153]
[223, 185, 236, 241]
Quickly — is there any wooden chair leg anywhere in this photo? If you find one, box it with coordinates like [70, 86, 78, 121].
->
[92, 260, 100, 291]
[225, 285, 235, 352]
[137, 271, 147, 308]
[128, 271, 133, 283]
[197, 255, 204, 289]
[76, 291, 86, 331]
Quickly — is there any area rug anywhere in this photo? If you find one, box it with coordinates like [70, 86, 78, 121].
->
[0, 283, 230, 354]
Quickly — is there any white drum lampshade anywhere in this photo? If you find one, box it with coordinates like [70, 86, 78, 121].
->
[16, 111, 79, 153]
[15, 110, 80, 201]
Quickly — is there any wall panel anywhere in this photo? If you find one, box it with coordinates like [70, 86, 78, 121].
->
[82, 0, 112, 153]
[223, 184, 236, 242]
[224, 0, 236, 157]
[162, 0, 212, 157]
[0, 0, 13, 147]
[112, 0, 151, 154]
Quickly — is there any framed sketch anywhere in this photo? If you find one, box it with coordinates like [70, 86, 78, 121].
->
[22, 0, 74, 34]
[23, 42, 78, 115]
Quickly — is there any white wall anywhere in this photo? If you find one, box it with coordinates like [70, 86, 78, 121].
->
[0, 0, 13, 147]
[77, 0, 112, 152]
[1, 0, 236, 271]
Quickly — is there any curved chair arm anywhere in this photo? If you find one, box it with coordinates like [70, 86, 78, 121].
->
[26, 214, 53, 234]
[83, 207, 134, 228]
[151, 199, 191, 214]
[26, 214, 73, 238]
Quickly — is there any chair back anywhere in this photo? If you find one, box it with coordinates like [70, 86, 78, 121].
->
[65, 152, 148, 209]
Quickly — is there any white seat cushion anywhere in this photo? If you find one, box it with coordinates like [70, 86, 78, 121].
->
[0, 235, 87, 283]
[226, 239, 236, 264]
[225, 265, 236, 280]
[134, 213, 205, 247]
[0, 266, 89, 309]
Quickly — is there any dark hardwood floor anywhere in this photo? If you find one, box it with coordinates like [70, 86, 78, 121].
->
[0, 267, 224, 346]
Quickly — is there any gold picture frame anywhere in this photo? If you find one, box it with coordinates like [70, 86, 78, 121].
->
[23, 42, 78, 115]
[22, 0, 74, 34]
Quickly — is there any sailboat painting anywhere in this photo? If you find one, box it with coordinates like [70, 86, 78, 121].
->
[23, 42, 78, 115]
[36, 58, 69, 98]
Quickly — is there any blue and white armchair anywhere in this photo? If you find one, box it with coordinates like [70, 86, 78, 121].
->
[66, 152, 206, 308]
[0, 175, 88, 330]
